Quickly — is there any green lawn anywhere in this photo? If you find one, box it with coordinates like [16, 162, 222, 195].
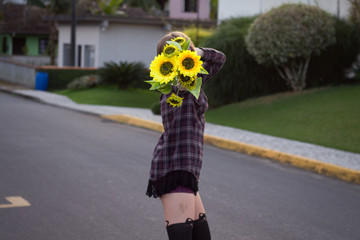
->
[54, 84, 360, 153]
[54, 85, 161, 109]
[205, 84, 360, 153]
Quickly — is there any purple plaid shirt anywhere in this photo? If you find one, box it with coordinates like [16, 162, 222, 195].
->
[149, 48, 226, 181]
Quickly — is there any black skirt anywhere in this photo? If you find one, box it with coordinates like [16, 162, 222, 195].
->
[146, 170, 199, 198]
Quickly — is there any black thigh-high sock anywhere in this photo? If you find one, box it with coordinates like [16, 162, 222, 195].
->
[166, 218, 193, 240]
[192, 213, 211, 240]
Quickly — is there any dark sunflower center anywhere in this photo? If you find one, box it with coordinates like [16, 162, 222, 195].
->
[170, 99, 180, 104]
[160, 62, 173, 76]
[180, 75, 191, 83]
[182, 57, 195, 70]
[175, 39, 185, 45]
[165, 47, 175, 55]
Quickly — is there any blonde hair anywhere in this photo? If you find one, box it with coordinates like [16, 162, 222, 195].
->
[157, 31, 195, 55]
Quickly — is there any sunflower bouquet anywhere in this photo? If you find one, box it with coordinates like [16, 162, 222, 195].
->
[146, 37, 208, 107]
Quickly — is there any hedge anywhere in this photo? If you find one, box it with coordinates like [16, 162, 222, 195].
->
[307, 17, 360, 87]
[36, 67, 99, 90]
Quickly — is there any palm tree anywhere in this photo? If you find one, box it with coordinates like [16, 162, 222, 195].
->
[26, 0, 71, 65]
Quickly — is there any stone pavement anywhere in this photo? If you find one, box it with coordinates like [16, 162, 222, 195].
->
[1, 81, 359, 184]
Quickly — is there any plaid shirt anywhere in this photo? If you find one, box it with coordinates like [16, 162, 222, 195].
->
[149, 48, 226, 181]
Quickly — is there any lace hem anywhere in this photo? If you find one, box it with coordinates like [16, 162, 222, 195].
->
[146, 171, 199, 198]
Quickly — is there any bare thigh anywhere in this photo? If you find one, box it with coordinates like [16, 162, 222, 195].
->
[160, 193, 196, 225]
[195, 192, 206, 219]
[160, 192, 206, 225]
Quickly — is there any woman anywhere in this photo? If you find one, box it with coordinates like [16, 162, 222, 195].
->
[146, 31, 226, 240]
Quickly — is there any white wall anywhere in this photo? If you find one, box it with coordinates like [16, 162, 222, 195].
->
[58, 22, 165, 68]
[218, 0, 351, 22]
[98, 23, 165, 68]
[57, 24, 100, 67]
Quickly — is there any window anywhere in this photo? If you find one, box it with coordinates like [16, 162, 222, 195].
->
[63, 43, 71, 66]
[184, 0, 197, 13]
[39, 38, 49, 54]
[77, 45, 82, 67]
[13, 37, 26, 55]
[2, 37, 8, 53]
[84, 45, 95, 67]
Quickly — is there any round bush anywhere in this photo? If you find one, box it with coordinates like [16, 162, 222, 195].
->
[246, 4, 335, 66]
[245, 4, 336, 91]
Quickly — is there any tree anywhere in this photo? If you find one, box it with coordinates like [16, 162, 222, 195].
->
[27, 0, 71, 65]
[245, 4, 336, 91]
[98, 0, 123, 15]
[348, 0, 360, 24]
[123, 0, 159, 13]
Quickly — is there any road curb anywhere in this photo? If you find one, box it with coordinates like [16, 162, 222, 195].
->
[101, 114, 360, 185]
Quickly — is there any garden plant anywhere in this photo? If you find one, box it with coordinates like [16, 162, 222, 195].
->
[99, 61, 147, 89]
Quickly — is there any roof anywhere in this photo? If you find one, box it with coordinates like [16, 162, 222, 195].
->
[54, 7, 216, 29]
[0, 3, 50, 35]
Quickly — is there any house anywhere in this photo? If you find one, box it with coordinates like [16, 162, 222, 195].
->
[56, 0, 214, 68]
[0, 3, 51, 65]
[218, 0, 352, 22]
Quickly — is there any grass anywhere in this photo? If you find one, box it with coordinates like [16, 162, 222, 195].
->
[54, 85, 161, 109]
[205, 84, 360, 153]
[54, 84, 360, 153]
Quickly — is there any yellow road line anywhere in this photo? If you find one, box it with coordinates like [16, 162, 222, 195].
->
[101, 114, 360, 184]
[0, 196, 31, 209]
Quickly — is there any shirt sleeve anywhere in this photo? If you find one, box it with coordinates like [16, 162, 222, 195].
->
[198, 47, 226, 84]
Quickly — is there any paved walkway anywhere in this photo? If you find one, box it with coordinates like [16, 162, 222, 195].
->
[1, 82, 359, 182]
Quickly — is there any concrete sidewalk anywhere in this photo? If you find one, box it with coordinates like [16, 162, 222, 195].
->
[1, 81, 359, 184]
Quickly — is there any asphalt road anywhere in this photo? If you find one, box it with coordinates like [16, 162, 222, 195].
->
[0, 91, 359, 240]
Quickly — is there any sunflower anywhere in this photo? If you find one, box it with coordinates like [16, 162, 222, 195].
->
[177, 50, 203, 77]
[163, 44, 179, 58]
[178, 74, 197, 90]
[149, 54, 178, 84]
[167, 93, 183, 107]
[172, 37, 186, 47]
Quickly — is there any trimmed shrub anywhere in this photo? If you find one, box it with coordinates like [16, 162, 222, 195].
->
[67, 75, 101, 89]
[203, 17, 288, 108]
[245, 4, 336, 91]
[99, 61, 148, 89]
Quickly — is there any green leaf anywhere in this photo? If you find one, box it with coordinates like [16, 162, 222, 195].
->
[199, 66, 208, 75]
[157, 84, 172, 94]
[166, 41, 182, 51]
[189, 78, 202, 99]
[149, 82, 161, 90]
[145, 80, 156, 84]
[183, 38, 191, 51]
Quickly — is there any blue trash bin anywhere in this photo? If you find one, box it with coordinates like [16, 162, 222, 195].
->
[35, 72, 49, 91]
